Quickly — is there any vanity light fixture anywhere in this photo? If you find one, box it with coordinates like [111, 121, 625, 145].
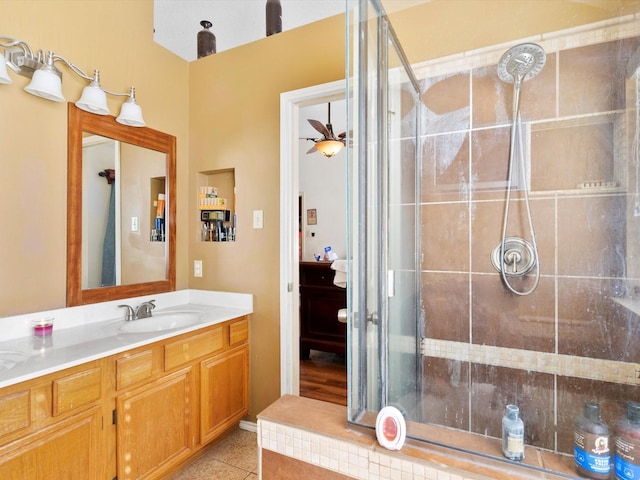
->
[0, 35, 145, 127]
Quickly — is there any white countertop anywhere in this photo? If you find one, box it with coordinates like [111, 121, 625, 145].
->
[0, 290, 253, 389]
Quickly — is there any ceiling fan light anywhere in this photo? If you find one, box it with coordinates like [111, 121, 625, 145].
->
[315, 140, 343, 158]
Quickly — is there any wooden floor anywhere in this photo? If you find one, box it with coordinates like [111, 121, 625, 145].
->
[299, 350, 347, 406]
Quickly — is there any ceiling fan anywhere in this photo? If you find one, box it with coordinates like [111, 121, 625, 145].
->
[303, 102, 346, 158]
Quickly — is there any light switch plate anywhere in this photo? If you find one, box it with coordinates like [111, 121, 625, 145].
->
[194, 260, 202, 277]
[253, 210, 264, 229]
[131, 216, 139, 232]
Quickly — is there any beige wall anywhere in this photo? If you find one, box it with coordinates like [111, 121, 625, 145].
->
[188, 16, 346, 419]
[389, 0, 640, 64]
[0, 0, 189, 315]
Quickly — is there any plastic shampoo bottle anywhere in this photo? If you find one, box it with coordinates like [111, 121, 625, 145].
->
[614, 401, 640, 480]
[574, 401, 611, 479]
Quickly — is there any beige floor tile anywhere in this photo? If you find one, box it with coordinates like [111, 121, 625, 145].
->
[209, 429, 259, 472]
[172, 428, 258, 479]
[172, 458, 249, 480]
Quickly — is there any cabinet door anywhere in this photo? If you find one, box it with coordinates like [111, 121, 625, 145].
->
[200, 345, 249, 444]
[299, 285, 347, 355]
[0, 407, 102, 480]
[116, 368, 194, 480]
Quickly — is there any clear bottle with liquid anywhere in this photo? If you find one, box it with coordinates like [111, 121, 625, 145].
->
[574, 401, 611, 479]
[614, 401, 640, 480]
[502, 404, 525, 461]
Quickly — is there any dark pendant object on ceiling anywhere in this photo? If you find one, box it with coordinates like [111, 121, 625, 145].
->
[197, 20, 216, 58]
[266, 0, 282, 36]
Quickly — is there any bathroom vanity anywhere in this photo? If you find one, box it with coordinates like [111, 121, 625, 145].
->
[0, 291, 251, 480]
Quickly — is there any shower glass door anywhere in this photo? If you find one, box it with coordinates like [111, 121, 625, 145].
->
[347, 0, 422, 425]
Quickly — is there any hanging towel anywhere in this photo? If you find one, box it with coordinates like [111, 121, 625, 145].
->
[101, 182, 116, 287]
[331, 259, 348, 288]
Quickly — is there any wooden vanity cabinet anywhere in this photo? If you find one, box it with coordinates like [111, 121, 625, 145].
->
[200, 318, 249, 443]
[0, 315, 250, 480]
[116, 367, 194, 480]
[113, 316, 250, 479]
[0, 360, 111, 480]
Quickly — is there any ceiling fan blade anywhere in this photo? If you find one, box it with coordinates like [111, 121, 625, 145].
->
[307, 119, 331, 138]
[306, 145, 317, 154]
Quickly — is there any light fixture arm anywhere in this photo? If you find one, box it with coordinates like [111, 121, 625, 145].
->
[44, 52, 136, 102]
[49, 52, 92, 82]
[0, 33, 145, 127]
[0, 36, 33, 57]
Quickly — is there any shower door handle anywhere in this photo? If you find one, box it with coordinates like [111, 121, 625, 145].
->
[350, 311, 378, 324]
[337, 308, 348, 323]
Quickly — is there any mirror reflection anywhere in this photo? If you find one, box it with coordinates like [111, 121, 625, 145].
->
[82, 135, 167, 289]
[67, 104, 176, 307]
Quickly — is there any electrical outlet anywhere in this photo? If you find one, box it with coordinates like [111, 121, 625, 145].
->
[131, 216, 139, 232]
[194, 260, 203, 277]
[253, 210, 264, 229]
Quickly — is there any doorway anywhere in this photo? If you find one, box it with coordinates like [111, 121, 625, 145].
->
[279, 80, 347, 401]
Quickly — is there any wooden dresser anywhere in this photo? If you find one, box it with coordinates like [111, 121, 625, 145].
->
[299, 262, 347, 358]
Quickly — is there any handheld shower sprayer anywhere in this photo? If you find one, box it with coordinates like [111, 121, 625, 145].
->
[493, 43, 546, 296]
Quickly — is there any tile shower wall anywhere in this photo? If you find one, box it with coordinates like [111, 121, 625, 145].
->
[418, 20, 640, 454]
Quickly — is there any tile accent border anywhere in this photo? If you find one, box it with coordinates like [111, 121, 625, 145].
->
[421, 338, 640, 386]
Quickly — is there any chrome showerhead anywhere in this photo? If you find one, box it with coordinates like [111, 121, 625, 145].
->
[497, 43, 546, 84]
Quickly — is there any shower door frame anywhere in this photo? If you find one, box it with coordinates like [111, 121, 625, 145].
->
[348, 0, 423, 423]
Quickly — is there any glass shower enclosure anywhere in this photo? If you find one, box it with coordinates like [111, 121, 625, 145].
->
[346, 0, 640, 476]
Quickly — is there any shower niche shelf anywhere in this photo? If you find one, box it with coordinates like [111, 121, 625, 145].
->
[529, 110, 626, 194]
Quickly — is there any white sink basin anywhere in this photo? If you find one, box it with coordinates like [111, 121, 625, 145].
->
[118, 311, 203, 334]
[0, 350, 28, 374]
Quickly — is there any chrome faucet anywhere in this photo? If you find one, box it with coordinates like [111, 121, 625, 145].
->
[136, 300, 156, 319]
[118, 300, 156, 321]
[118, 304, 135, 321]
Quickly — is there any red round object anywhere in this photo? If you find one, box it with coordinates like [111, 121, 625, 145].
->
[383, 417, 398, 441]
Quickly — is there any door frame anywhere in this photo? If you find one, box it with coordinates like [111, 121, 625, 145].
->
[279, 79, 346, 396]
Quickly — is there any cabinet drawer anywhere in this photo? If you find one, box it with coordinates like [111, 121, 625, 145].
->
[165, 326, 224, 370]
[229, 318, 248, 346]
[53, 367, 102, 416]
[117, 349, 155, 390]
[0, 390, 30, 437]
[300, 262, 335, 287]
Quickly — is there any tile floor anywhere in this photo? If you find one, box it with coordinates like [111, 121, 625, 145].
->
[172, 427, 258, 480]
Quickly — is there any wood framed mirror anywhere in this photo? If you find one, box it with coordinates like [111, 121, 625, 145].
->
[67, 104, 176, 306]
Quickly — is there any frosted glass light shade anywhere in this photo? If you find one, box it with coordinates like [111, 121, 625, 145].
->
[76, 84, 110, 115]
[116, 99, 145, 127]
[315, 140, 343, 157]
[24, 67, 64, 102]
[0, 54, 12, 84]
